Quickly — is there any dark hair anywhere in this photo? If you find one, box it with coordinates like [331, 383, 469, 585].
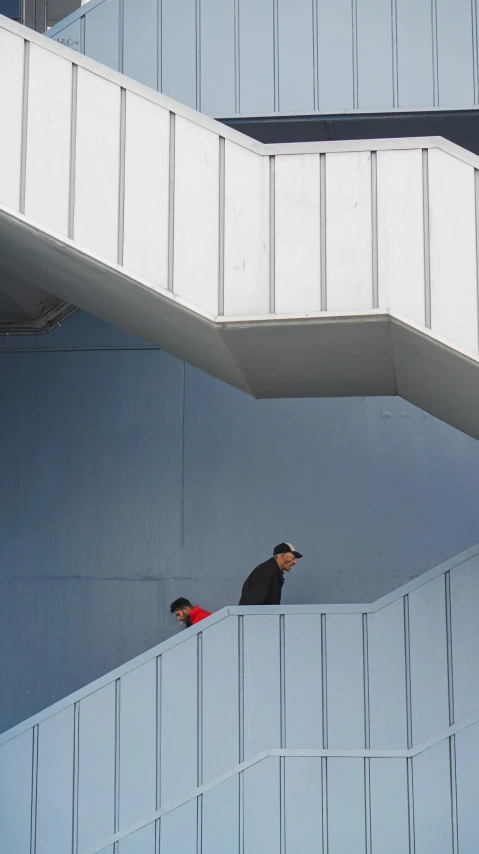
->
[170, 597, 192, 613]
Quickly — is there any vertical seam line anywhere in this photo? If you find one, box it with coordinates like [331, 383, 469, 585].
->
[269, 155, 276, 314]
[218, 137, 226, 317]
[407, 756, 416, 854]
[472, 0, 479, 104]
[196, 0, 201, 112]
[196, 632, 203, 854]
[156, 656, 162, 811]
[168, 112, 176, 293]
[322, 756, 329, 854]
[371, 151, 379, 309]
[404, 595, 413, 750]
[68, 65, 78, 241]
[117, 88, 127, 267]
[352, 0, 359, 109]
[312, 0, 319, 110]
[475, 170, 479, 353]
[234, 0, 240, 113]
[321, 613, 328, 749]
[449, 735, 459, 854]
[422, 149, 431, 329]
[431, 0, 439, 105]
[30, 725, 39, 854]
[118, 0, 125, 74]
[362, 614, 371, 749]
[157, 0, 163, 92]
[114, 678, 121, 849]
[391, 0, 399, 107]
[444, 572, 455, 727]
[364, 757, 372, 854]
[238, 616, 245, 854]
[80, 14, 85, 54]
[72, 703, 80, 854]
[20, 40, 30, 215]
[320, 153, 327, 311]
[273, 0, 280, 112]
[180, 362, 186, 547]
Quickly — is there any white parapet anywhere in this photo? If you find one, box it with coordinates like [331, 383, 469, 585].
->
[1, 16, 479, 436]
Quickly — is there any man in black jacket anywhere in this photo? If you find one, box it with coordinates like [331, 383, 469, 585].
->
[238, 542, 303, 605]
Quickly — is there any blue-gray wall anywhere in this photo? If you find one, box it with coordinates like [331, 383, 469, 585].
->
[48, 0, 479, 116]
[2, 310, 479, 733]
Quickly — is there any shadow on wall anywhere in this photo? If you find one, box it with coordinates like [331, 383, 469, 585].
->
[1, 310, 479, 731]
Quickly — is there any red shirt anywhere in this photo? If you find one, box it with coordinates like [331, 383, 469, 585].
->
[189, 605, 211, 625]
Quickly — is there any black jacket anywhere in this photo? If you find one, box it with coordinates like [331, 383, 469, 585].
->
[239, 557, 284, 605]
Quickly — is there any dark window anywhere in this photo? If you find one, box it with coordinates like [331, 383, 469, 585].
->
[46, 0, 81, 29]
[0, 0, 20, 19]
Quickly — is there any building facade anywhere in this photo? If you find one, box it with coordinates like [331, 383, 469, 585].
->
[1, 4, 479, 849]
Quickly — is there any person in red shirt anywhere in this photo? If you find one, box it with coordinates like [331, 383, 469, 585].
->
[170, 597, 211, 628]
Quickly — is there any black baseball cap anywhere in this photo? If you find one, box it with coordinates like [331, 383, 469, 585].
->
[274, 542, 303, 559]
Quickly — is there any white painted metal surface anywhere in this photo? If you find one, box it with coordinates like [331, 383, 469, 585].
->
[377, 149, 425, 325]
[74, 68, 121, 261]
[325, 151, 373, 311]
[224, 140, 270, 316]
[173, 117, 219, 314]
[24, 46, 72, 237]
[122, 93, 169, 287]
[0, 28, 24, 212]
[274, 154, 321, 314]
[4, 18, 479, 436]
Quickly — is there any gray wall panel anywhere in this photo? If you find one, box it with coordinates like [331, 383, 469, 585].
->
[370, 759, 409, 853]
[77, 684, 116, 851]
[123, 0, 158, 89]
[244, 758, 280, 854]
[47, 0, 479, 116]
[84, 0, 120, 71]
[202, 617, 239, 781]
[436, 0, 475, 107]
[317, 0, 354, 111]
[368, 599, 407, 749]
[119, 660, 157, 828]
[202, 776, 239, 854]
[413, 740, 453, 854]
[199, 0, 236, 117]
[278, 0, 315, 113]
[451, 554, 479, 720]
[243, 616, 281, 758]
[327, 758, 366, 854]
[160, 638, 197, 802]
[0, 731, 32, 854]
[284, 614, 322, 748]
[396, 0, 434, 107]
[36, 708, 74, 854]
[119, 825, 155, 854]
[160, 799, 197, 851]
[409, 577, 449, 745]
[50, 19, 81, 52]
[285, 757, 322, 852]
[238, 0, 275, 115]
[161, 0, 197, 109]
[326, 614, 365, 749]
[357, 0, 394, 110]
[455, 721, 479, 853]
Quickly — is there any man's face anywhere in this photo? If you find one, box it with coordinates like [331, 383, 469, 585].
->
[277, 552, 296, 571]
[174, 607, 191, 623]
